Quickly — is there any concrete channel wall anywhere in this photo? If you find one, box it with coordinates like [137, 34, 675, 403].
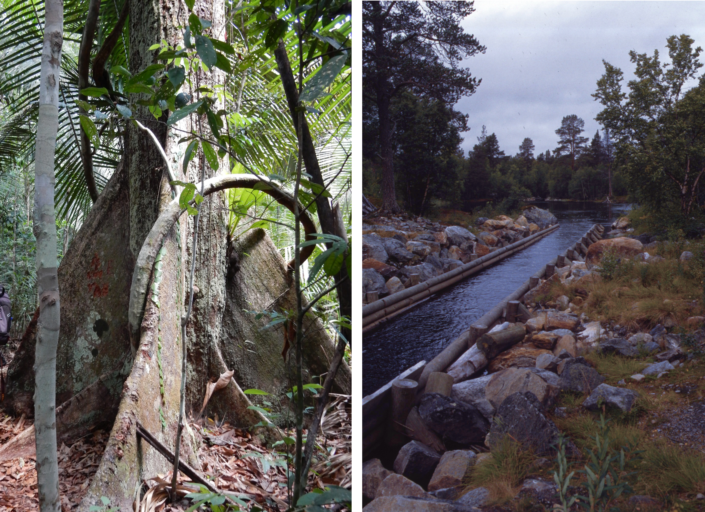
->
[363, 223, 561, 333]
[362, 223, 605, 459]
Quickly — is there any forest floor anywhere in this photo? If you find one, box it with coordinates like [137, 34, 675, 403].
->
[0, 340, 351, 511]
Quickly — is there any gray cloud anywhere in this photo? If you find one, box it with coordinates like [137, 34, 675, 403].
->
[455, 1, 705, 157]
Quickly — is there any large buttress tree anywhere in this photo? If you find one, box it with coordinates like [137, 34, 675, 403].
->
[362, 0, 484, 212]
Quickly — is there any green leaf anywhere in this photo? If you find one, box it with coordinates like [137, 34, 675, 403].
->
[214, 52, 232, 73]
[264, 19, 288, 49]
[247, 405, 271, 415]
[79, 115, 99, 147]
[179, 184, 196, 210]
[250, 220, 270, 230]
[124, 83, 153, 95]
[303, 383, 323, 390]
[111, 65, 132, 77]
[206, 109, 223, 139]
[167, 66, 186, 89]
[293, 4, 315, 15]
[300, 178, 332, 197]
[196, 35, 217, 69]
[201, 140, 219, 170]
[244, 389, 270, 395]
[116, 104, 132, 118]
[148, 105, 163, 119]
[188, 13, 202, 33]
[297, 486, 351, 507]
[183, 140, 199, 173]
[210, 38, 235, 55]
[323, 251, 344, 277]
[300, 53, 347, 102]
[184, 0, 195, 10]
[80, 87, 109, 98]
[309, 248, 334, 282]
[127, 64, 164, 86]
[167, 99, 203, 126]
[175, 92, 192, 109]
[101, 497, 110, 506]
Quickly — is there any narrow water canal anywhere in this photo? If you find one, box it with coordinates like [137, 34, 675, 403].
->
[363, 201, 632, 396]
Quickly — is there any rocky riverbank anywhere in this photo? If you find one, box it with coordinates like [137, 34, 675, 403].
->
[362, 207, 558, 303]
[363, 233, 705, 511]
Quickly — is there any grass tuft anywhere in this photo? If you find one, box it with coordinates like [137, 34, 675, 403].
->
[636, 442, 705, 496]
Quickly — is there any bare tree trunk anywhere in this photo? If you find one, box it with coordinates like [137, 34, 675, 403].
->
[33, 0, 63, 509]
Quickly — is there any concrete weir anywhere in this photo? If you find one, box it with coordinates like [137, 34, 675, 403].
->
[362, 223, 605, 459]
[363, 223, 561, 333]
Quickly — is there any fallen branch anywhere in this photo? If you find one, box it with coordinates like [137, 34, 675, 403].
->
[135, 422, 240, 506]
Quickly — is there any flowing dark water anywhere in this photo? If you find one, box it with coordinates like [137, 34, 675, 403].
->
[362, 201, 632, 396]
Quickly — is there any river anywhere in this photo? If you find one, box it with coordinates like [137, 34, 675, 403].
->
[363, 201, 632, 397]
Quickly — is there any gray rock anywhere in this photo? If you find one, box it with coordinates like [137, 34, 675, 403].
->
[475, 217, 489, 226]
[554, 407, 567, 418]
[376, 474, 426, 498]
[393, 233, 408, 244]
[363, 496, 481, 511]
[440, 258, 464, 273]
[680, 251, 694, 262]
[643, 360, 674, 376]
[631, 374, 645, 382]
[363, 268, 387, 296]
[523, 207, 557, 229]
[528, 368, 564, 389]
[457, 487, 490, 508]
[536, 353, 560, 372]
[560, 362, 605, 394]
[428, 450, 476, 492]
[425, 254, 444, 271]
[450, 375, 492, 404]
[400, 263, 442, 286]
[445, 225, 477, 247]
[488, 391, 562, 456]
[650, 324, 666, 340]
[642, 341, 660, 353]
[418, 393, 490, 447]
[385, 277, 405, 295]
[582, 383, 638, 412]
[407, 241, 432, 258]
[382, 237, 416, 264]
[628, 332, 653, 345]
[415, 233, 437, 242]
[472, 398, 495, 422]
[551, 329, 575, 338]
[429, 487, 463, 501]
[363, 233, 389, 263]
[485, 368, 560, 409]
[393, 440, 442, 488]
[599, 338, 638, 357]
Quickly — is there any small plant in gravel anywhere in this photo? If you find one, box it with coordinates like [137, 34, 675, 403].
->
[552, 415, 639, 512]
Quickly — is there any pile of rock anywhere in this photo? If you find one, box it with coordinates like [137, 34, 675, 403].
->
[362, 207, 557, 302]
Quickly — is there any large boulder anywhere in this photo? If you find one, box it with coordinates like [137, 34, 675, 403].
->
[599, 338, 638, 357]
[381, 237, 416, 264]
[400, 263, 442, 286]
[363, 496, 481, 512]
[444, 225, 477, 247]
[363, 258, 398, 280]
[523, 207, 557, 229]
[376, 474, 426, 498]
[583, 384, 638, 413]
[363, 233, 389, 263]
[487, 347, 553, 373]
[418, 393, 490, 447]
[385, 277, 405, 295]
[488, 391, 562, 456]
[448, 245, 472, 263]
[485, 368, 559, 409]
[477, 231, 499, 247]
[393, 440, 442, 488]
[554, 334, 577, 357]
[363, 268, 387, 297]
[428, 450, 476, 492]
[532, 331, 559, 350]
[450, 375, 492, 404]
[545, 311, 580, 331]
[585, 238, 643, 269]
[612, 217, 631, 230]
[560, 361, 604, 393]
[363, 459, 393, 501]
[406, 241, 432, 258]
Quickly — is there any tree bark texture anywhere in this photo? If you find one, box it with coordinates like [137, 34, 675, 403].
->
[34, 0, 63, 509]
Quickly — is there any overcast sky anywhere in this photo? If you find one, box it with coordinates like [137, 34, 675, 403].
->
[455, 1, 705, 157]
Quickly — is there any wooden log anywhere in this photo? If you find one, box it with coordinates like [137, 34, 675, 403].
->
[469, 324, 488, 347]
[409, 274, 420, 286]
[405, 406, 445, 453]
[530, 276, 540, 288]
[386, 379, 418, 445]
[425, 372, 454, 396]
[447, 344, 488, 383]
[506, 301, 519, 322]
[557, 254, 565, 267]
[545, 264, 555, 278]
[366, 291, 379, 303]
[579, 243, 589, 255]
[476, 324, 527, 360]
